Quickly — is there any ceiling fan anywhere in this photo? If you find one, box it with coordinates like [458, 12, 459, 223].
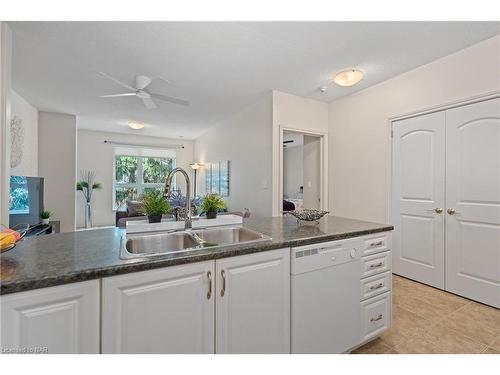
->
[98, 72, 190, 109]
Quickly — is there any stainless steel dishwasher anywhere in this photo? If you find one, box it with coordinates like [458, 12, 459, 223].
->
[291, 237, 362, 353]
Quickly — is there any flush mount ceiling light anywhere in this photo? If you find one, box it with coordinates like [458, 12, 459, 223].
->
[333, 69, 364, 87]
[128, 121, 145, 130]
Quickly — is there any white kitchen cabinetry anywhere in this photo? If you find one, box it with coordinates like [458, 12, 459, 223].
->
[357, 233, 392, 347]
[101, 248, 290, 354]
[102, 261, 215, 354]
[0, 280, 99, 354]
[216, 248, 290, 354]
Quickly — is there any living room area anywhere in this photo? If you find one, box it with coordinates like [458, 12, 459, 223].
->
[8, 89, 199, 233]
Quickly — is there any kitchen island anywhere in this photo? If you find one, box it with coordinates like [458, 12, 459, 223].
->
[1, 216, 393, 354]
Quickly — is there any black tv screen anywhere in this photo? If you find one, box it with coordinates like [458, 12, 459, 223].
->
[9, 176, 44, 227]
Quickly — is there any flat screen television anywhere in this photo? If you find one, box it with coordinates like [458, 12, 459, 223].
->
[9, 176, 44, 227]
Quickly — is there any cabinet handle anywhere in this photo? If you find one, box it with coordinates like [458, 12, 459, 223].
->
[369, 282, 384, 290]
[369, 262, 384, 269]
[370, 314, 383, 322]
[370, 241, 383, 247]
[220, 270, 226, 297]
[206, 271, 212, 300]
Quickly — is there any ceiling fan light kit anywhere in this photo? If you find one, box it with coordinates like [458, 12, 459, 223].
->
[98, 72, 190, 109]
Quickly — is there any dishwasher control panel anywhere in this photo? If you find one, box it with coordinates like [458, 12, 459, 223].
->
[291, 238, 363, 275]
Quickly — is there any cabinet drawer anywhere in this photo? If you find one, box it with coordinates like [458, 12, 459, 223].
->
[361, 292, 391, 342]
[360, 271, 391, 300]
[362, 234, 390, 256]
[361, 251, 391, 278]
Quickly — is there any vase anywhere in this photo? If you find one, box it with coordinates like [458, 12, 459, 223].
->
[206, 210, 217, 219]
[85, 202, 92, 229]
[42, 218, 50, 225]
[148, 215, 162, 223]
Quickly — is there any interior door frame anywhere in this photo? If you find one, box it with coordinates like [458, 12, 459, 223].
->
[274, 126, 329, 216]
[386, 90, 500, 225]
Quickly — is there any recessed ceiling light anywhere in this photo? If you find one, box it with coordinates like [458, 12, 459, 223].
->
[128, 121, 145, 130]
[333, 69, 364, 87]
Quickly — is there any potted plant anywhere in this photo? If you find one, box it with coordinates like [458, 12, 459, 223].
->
[141, 190, 171, 223]
[40, 210, 51, 225]
[76, 171, 102, 228]
[201, 193, 226, 219]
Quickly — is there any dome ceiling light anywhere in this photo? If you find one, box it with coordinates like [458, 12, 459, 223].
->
[128, 121, 145, 130]
[333, 69, 364, 87]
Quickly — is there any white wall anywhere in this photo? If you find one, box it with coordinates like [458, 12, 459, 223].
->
[38, 111, 77, 232]
[329, 35, 500, 223]
[76, 130, 193, 228]
[283, 145, 303, 198]
[195, 93, 273, 218]
[10, 90, 38, 177]
[272, 90, 329, 215]
[303, 135, 321, 210]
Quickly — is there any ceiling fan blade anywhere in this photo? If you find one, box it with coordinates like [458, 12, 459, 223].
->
[98, 71, 136, 91]
[151, 93, 190, 106]
[135, 75, 152, 90]
[99, 93, 137, 98]
[142, 97, 157, 109]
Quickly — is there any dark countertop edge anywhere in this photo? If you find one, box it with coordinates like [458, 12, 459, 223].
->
[0, 225, 393, 295]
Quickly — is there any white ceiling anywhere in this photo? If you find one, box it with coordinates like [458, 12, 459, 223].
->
[9, 22, 500, 139]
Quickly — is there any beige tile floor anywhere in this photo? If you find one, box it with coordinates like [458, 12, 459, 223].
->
[353, 275, 500, 354]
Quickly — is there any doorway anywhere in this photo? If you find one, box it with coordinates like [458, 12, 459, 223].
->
[279, 129, 327, 214]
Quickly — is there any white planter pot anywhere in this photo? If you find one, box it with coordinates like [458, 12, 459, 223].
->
[42, 218, 50, 225]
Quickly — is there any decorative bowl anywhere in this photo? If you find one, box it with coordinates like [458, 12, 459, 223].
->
[283, 209, 330, 224]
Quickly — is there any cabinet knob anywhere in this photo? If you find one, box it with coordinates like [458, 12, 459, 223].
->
[447, 208, 456, 215]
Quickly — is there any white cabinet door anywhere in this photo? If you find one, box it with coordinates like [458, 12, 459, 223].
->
[215, 248, 290, 354]
[445, 97, 500, 308]
[392, 112, 446, 288]
[0, 280, 99, 354]
[102, 261, 215, 353]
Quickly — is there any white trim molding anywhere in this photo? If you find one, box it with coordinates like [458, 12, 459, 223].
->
[0, 23, 12, 226]
[272, 125, 329, 216]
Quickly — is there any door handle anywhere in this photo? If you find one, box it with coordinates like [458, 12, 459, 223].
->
[206, 271, 212, 300]
[426, 208, 443, 214]
[447, 208, 457, 215]
[220, 270, 226, 297]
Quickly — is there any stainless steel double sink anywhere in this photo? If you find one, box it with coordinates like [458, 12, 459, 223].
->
[120, 226, 271, 259]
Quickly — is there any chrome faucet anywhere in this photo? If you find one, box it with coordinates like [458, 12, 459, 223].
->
[163, 167, 192, 230]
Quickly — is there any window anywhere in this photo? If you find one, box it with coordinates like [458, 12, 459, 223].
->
[113, 147, 176, 209]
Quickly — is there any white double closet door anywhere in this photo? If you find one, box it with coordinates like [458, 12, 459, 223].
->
[392, 97, 500, 308]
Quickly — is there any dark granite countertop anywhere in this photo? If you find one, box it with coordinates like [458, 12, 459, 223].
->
[0, 216, 392, 295]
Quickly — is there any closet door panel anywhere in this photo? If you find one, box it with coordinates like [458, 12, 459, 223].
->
[391, 112, 446, 288]
[445, 97, 500, 308]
